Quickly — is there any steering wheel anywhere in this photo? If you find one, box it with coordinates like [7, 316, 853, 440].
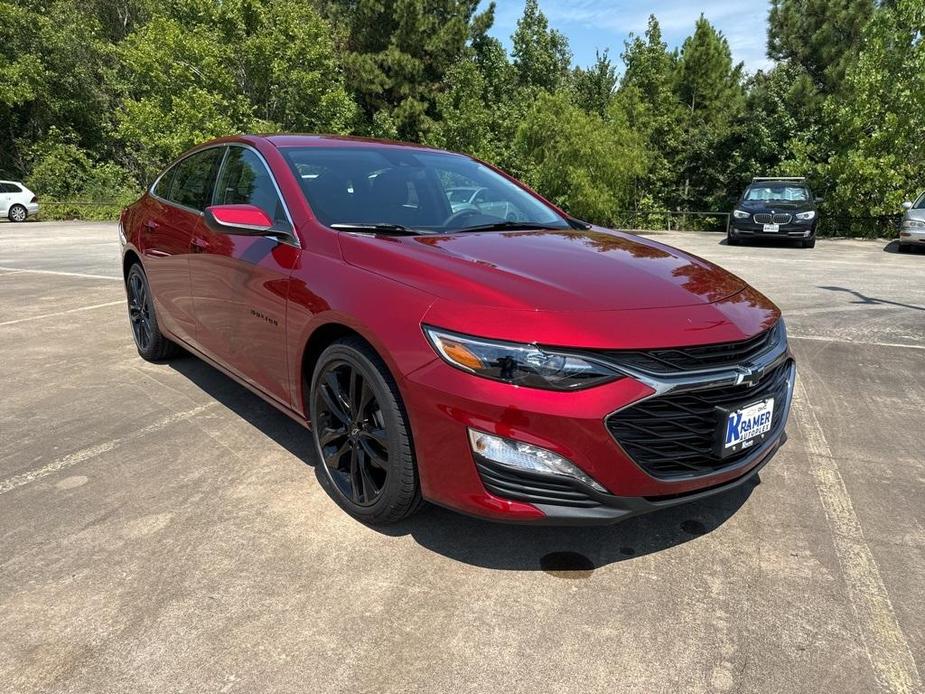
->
[443, 208, 487, 228]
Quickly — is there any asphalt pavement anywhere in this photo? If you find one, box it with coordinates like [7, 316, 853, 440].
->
[1, 221, 923, 693]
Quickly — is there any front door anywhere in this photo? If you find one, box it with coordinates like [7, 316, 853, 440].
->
[189, 145, 297, 406]
[141, 148, 224, 344]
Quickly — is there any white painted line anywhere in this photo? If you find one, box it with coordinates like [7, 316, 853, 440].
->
[0, 300, 124, 327]
[793, 378, 922, 693]
[0, 402, 217, 495]
[789, 335, 925, 351]
[0, 266, 120, 281]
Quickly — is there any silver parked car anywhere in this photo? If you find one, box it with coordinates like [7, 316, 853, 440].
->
[899, 193, 925, 252]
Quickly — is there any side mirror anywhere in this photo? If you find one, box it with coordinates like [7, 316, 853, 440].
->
[204, 204, 279, 236]
[902, 201, 913, 210]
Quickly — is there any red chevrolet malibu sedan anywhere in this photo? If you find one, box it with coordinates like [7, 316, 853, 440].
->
[119, 135, 795, 525]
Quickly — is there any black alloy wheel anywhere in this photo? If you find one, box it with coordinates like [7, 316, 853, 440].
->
[125, 264, 179, 361]
[315, 360, 389, 506]
[310, 338, 421, 523]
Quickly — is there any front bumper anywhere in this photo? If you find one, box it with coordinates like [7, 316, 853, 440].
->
[899, 229, 925, 245]
[402, 339, 795, 524]
[731, 221, 815, 239]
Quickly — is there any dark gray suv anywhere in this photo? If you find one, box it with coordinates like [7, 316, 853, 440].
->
[728, 177, 820, 249]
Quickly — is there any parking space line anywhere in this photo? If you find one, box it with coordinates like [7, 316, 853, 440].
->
[0, 266, 120, 281]
[0, 301, 124, 327]
[789, 335, 925, 351]
[0, 402, 217, 495]
[793, 377, 922, 693]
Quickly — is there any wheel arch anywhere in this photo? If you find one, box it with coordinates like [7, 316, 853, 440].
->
[122, 248, 143, 279]
[298, 321, 380, 415]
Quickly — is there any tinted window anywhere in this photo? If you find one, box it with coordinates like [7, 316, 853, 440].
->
[1, 183, 21, 193]
[152, 168, 175, 199]
[745, 185, 810, 202]
[282, 146, 567, 232]
[215, 147, 287, 224]
[168, 148, 223, 211]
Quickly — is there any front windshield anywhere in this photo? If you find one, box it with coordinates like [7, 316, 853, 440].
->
[915, 192, 925, 209]
[281, 146, 569, 233]
[745, 185, 810, 202]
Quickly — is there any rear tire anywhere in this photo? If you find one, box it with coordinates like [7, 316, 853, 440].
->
[125, 263, 180, 361]
[8, 204, 27, 222]
[310, 337, 422, 524]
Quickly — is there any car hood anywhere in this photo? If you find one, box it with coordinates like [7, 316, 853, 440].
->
[339, 228, 748, 312]
[738, 199, 812, 211]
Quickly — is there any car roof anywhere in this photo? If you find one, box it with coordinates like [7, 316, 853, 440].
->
[0, 180, 25, 185]
[258, 134, 463, 155]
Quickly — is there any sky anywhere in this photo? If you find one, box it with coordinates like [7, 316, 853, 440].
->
[487, 0, 774, 75]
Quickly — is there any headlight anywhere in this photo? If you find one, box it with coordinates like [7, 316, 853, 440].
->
[733, 209, 750, 219]
[795, 211, 816, 220]
[902, 219, 925, 229]
[424, 327, 621, 390]
[468, 429, 607, 492]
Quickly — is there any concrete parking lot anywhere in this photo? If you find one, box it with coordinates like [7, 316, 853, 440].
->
[1, 221, 923, 694]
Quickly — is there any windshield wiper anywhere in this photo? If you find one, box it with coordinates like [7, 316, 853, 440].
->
[330, 223, 424, 236]
[452, 221, 566, 233]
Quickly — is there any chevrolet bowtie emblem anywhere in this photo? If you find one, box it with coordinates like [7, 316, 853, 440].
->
[734, 364, 763, 388]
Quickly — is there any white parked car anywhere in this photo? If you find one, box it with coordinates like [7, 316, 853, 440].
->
[0, 181, 39, 222]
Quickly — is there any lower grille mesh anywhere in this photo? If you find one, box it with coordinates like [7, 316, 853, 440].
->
[475, 457, 602, 508]
[606, 361, 792, 480]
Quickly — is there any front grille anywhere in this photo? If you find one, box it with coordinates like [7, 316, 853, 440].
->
[474, 456, 602, 508]
[594, 326, 777, 374]
[606, 360, 792, 480]
[754, 213, 792, 224]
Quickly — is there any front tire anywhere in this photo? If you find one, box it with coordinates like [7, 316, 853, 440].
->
[125, 264, 180, 361]
[726, 230, 740, 246]
[801, 237, 816, 249]
[310, 337, 421, 524]
[8, 204, 27, 222]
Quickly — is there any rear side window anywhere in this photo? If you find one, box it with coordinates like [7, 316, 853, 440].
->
[1, 183, 22, 193]
[168, 148, 224, 211]
[214, 147, 287, 225]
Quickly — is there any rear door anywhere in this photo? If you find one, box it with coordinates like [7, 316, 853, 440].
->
[189, 145, 297, 406]
[142, 148, 224, 344]
[0, 183, 11, 216]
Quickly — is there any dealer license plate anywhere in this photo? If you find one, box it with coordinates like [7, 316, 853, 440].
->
[715, 398, 775, 458]
[763, 223, 780, 232]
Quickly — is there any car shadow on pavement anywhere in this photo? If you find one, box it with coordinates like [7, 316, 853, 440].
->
[883, 240, 924, 254]
[168, 355, 318, 463]
[167, 353, 757, 573]
[375, 479, 757, 572]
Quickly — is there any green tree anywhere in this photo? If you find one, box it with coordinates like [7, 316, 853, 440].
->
[328, 0, 495, 141]
[768, 0, 875, 94]
[571, 50, 618, 117]
[673, 15, 745, 209]
[825, 0, 925, 217]
[615, 15, 682, 210]
[511, 0, 571, 92]
[515, 91, 646, 224]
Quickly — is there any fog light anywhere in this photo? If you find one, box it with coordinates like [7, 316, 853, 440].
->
[468, 429, 607, 492]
